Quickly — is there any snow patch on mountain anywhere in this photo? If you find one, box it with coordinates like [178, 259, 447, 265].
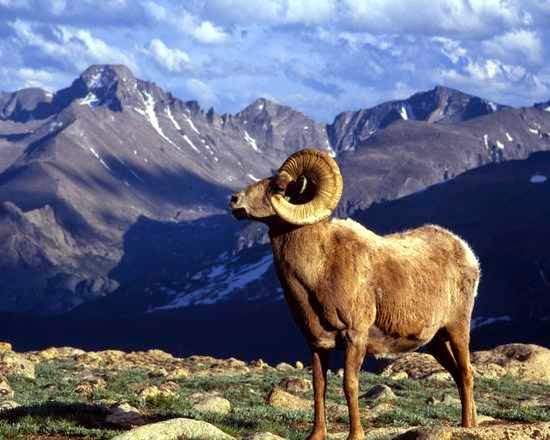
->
[183, 134, 199, 153]
[135, 90, 177, 148]
[505, 132, 513, 142]
[165, 106, 181, 130]
[247, 173, 260, 182]
[530, 174, 547, 184]
[471, 315, 511, 329]
[244, 130, 259, 151]
[183, 114, 200, 135]
[495, 140, 504, 150]
[80, 92, 100, 107]
[152, 253, 273, 310]
[399, 106, 408, 120]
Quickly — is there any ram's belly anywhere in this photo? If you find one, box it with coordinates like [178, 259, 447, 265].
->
[366, 324, 437, 355]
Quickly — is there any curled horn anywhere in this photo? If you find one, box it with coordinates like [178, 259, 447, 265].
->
[270, 149, 343, 225]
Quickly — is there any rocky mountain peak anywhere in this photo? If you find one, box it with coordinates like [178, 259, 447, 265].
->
[0, 87, 53, 122]
[80, 64, 136, 91]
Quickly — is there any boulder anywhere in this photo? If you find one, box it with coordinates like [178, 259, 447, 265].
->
[0, 351, 35, 379]
[362, 384, 395, 402]
[275, 362, 294, 372]
[393, 422, 550, 439]
[267, 387, 311, 411]
[246, 433, 287, 440]
[192, 395, 231, 415]
[0, 376, 14, 399]
[110, 417, 235, 440]
[278, 377, 312, 393]
[106, 403, 145, 427]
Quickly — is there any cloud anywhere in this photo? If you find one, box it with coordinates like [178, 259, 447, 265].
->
[482, 29, 543, 65]
[8, 19, 136, 72]
[145, 38, 190, 73]
[1, 0, 550, 122]
[143, 1, 229, 44]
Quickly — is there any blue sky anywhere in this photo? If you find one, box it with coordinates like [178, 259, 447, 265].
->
[1, 0, 550, 122]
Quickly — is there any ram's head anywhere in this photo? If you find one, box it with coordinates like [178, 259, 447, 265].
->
[229, 149, 343, 225]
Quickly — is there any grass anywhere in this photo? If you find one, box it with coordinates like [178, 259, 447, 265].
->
[1, 360, 549, 439]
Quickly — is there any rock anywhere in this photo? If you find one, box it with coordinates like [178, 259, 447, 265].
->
[382, 344, 550, 383]
[426, 394, 460, 406]
[275, 362, 294, 372]
[250, 359, 268, 369]
[0, 400, 20, 412]
[328, 427, 408, 439]
[394, 422, 550, 439]
[362, 384, 395, 402]
[472, 344, 550, 383]
[278, 377, 312, 393]
[389, 371, 408, 380]
[110, 417, 235, 439]
[364, 401, 393, 420]
[192, 395, 231, 415]
[425, 371, 452, 382]
[267, 387, 311, 411]
[106, 403, 145, 427]
[139, 382, 179, 400]
[0, 351, 35, 379]
[75, 376, 107, 397]
[0, 376, 14, 399]
[0, 342, 12, 352]
[246, 433, 287, 440]
[295, 361, 304, 370]
[166, 366, 191, 379]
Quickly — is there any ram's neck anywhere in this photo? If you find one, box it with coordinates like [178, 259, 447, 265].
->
[268, 219, 331, 273]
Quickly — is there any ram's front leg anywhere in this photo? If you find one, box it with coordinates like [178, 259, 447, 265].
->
[307, 348, 330, 440]
[343, 341, 366, 440]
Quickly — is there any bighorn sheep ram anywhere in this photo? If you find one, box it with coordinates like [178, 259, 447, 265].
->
[230, 149, 480, 439]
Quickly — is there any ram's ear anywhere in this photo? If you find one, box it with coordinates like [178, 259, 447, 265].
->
[296, 175, 307, 194]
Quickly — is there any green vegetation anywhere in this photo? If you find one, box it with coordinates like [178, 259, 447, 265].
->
[0, 359, 549, 439]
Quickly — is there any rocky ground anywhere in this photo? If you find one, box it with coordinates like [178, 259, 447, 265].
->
[0, 342, 548, 439]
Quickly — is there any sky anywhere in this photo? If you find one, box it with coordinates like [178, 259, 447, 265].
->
[1, 0, 550, 122]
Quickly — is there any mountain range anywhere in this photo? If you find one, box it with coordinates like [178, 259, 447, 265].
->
[1, 64, 549, 359]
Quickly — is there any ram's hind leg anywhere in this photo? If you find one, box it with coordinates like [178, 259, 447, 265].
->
[447, 325, 477, 428]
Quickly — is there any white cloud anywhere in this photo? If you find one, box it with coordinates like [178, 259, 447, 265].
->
[482, 29, 543, 65]
[144, 1, 229, 44]
[185, 78, 218, 107]
[9, 19, 136, 71]
[145, 38, 190, 73]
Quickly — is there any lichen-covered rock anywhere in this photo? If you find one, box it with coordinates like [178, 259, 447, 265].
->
[0, 376, 14, 399]
[395, 422, 550, 439]
[106, 403, 145, 427]
[0, 400, 20, 412]
[267, 387, 311, 411]
[246, 432, 287, 440]
[0, 342, 12, 353]
[275, 362, 294, 372]
[278, 377, 312, 393]
[111, 417, 235, 439]
[471, 344, 550, 383]
[192, 396, 231, 415]
[362, 384, 395, 402]
[381, 344, 550, 383]
[0, 351, 35, 379]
